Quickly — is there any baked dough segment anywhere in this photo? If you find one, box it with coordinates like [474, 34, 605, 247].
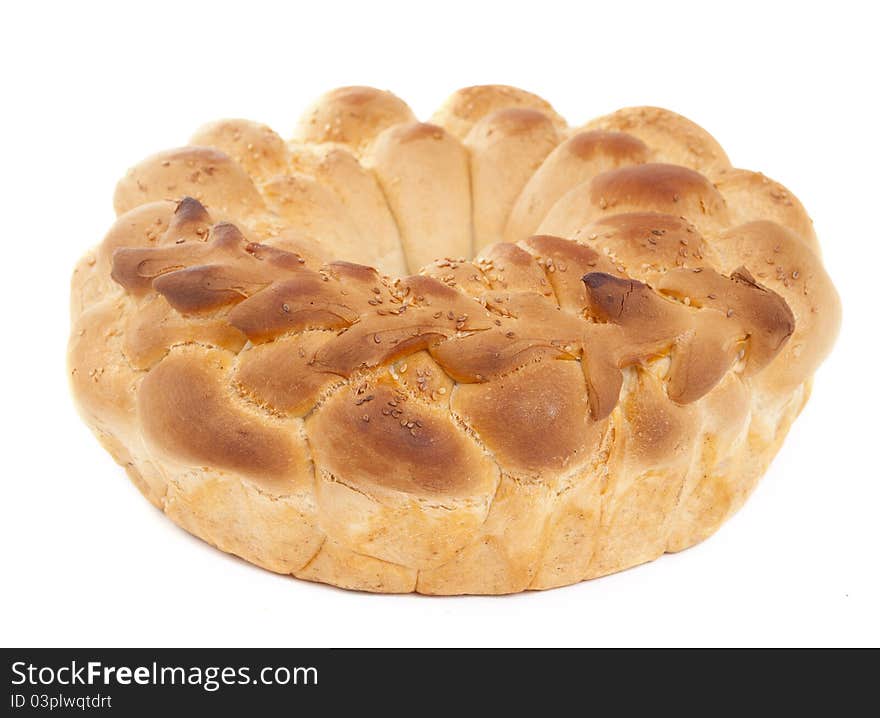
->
[529, 416, 617, 590]
[664, 373, 752, 553]
[427, 292, 583, 383]
[190, 119, 291, 182]
[293, 86, 416, 155]
[294, 539, 418, 594]
[415, 475, 556, 594]
[419, 256, 493, 297]
[388, 351, 455, 406]
[122, 293, 247, 370]
[505, 130, 650, 242]
[451, 360, 599, 482]
[711, 168, 819, 253]
[519, 234, 621, 312]
[69, 295, 143, 441]
[475, 241, 555, 296]
[163, 469, 324, 575]
[71, 200, 179, 318]
[366, 122, 472, 272]
[431, 85, 566, 141]
[656, 267, 796, 376]
[539, 162, 730, 239]
[308, 380, 497, 499]
[426, 352, 602, 593]
[561, 213, 708, 280]
[226, 262, 375, 343]
[585, 368, 702, 579]
[138, 345, 311, 494]
[582, 106, 732, 174]
[260, 172, 368, 267]
[711, 221, 840, 395]
[287, 143, 407, 275]
[232, 332, 340, 417]
[306, 379, 501, 568]
[113, 146, 266, 217]
[465, 108, 562, 251]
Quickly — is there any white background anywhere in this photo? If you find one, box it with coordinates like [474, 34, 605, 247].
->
[1, 0, 877, 647]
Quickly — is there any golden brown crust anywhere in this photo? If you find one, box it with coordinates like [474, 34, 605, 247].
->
[113, 147, 266, 217]
[366, 122, 472, 271]
[190, 119, 290, 182]
[563, 212, 707, 280]
[711, 221, 840, 393]
[68, 86, 839, 594]
[537, 162, 729, 241]
[233, 332, 339, 417]
[505, 130, 650, 242]
[138, 346, 310, 492]
[466, 108, 562, 251]
[711, 168, 819, 253]
[450, 360, 599, 480]
[286, 143, 407, 275]
[582, 106, 732, 174]
[431, 85, 566, 140]
[308, 380, 498, 499]
[292, 86, 416, 154]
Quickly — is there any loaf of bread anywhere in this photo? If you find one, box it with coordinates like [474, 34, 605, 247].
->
[68, 85, 840, 594]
